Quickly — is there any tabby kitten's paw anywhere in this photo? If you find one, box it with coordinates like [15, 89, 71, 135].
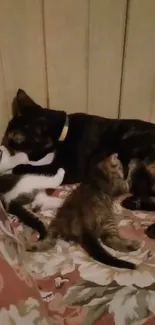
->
[25, 242, 38, 252]
[145, 223, 155, 239]
[124, 239, 141, 251]
[106, 236, 140, 252]
[122, 196, 141, 210]
[25, 239, 49, 252]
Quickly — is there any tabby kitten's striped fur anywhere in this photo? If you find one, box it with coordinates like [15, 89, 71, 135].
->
[26, 153, 140, 269]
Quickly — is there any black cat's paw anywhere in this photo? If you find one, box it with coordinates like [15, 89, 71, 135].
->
[121, 196, 141, 210]
[13, 164, 32, 174]
[145, 223, 155, 239]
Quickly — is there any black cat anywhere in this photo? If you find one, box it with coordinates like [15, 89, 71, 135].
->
[3, 88, 155, 212]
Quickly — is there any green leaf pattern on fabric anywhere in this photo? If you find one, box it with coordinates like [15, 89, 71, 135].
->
[64, 280, 155, 325]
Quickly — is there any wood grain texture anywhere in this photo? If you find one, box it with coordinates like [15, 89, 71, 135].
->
[44, 0, 89, 113]
[88, 0, 127, 118]
[150, 89, 155, 124]
[120, 0, 155, 121]
[0, 51, 9, 140]
[0, 0, 47, 116]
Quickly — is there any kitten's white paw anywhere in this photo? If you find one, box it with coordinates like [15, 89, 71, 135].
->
[31, 192, 46, 211]
[57, 168, 65, 178]
[40, 197, 64, 210]
[32, 193, 64, 211]
[52, 168, 65, 188]
[56, 168, 65, 186]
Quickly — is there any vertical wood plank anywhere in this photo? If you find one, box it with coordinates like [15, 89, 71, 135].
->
[149, 90, 155, 123]
[120, 0, 155, 121]
[88, 0, 127, 118]
[44, 0, 88, 113]
[0, 0, 47, 116]
[0, 51, 9, 140]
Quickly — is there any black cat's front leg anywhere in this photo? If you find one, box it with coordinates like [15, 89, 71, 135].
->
[122, 196, 155, 211]
[13, 164, 59, 175]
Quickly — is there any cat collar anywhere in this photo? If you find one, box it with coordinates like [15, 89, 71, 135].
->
[58, 115, 69, 142]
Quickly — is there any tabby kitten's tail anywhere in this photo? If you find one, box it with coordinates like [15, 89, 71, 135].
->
[26, 224, 136, 269]
[81, 231, 136, 269]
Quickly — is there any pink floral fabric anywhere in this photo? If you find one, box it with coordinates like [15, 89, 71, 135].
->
[0, 203, 50, 324]
[1, 185, 155, 325]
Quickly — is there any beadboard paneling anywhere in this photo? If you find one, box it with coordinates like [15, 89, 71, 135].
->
[120, 0, 155, 121]
[44, 0, 89, 113]
[88, 0, 127, 118]
[0, 0, 47, 117]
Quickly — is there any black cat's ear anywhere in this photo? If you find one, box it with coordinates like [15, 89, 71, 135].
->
[12, 89, 41, 116]
[16, 89, 37, 107]
[110, 153, 118, 165]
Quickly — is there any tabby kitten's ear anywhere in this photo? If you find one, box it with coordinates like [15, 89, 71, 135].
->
[12, 89, 41, 117]
[110, 153, 118, 166]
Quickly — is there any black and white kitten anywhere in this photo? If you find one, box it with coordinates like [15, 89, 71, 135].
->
[0, 146, 65, 238]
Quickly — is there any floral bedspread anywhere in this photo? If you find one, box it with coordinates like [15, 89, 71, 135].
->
[1, 185, 155, 325]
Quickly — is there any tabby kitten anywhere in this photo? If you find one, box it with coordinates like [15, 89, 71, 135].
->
[26, 153, 140, 270]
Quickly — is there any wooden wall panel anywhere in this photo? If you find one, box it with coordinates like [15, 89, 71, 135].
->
[88, 0, 127, 118]
[120, 0, 155, 121]
[0, 51, 9, 140]
[0, 0, 47, 117]
[1, 0, 154, 124]
[150, 91, 155, 124]
[44, 0, 89, 113]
